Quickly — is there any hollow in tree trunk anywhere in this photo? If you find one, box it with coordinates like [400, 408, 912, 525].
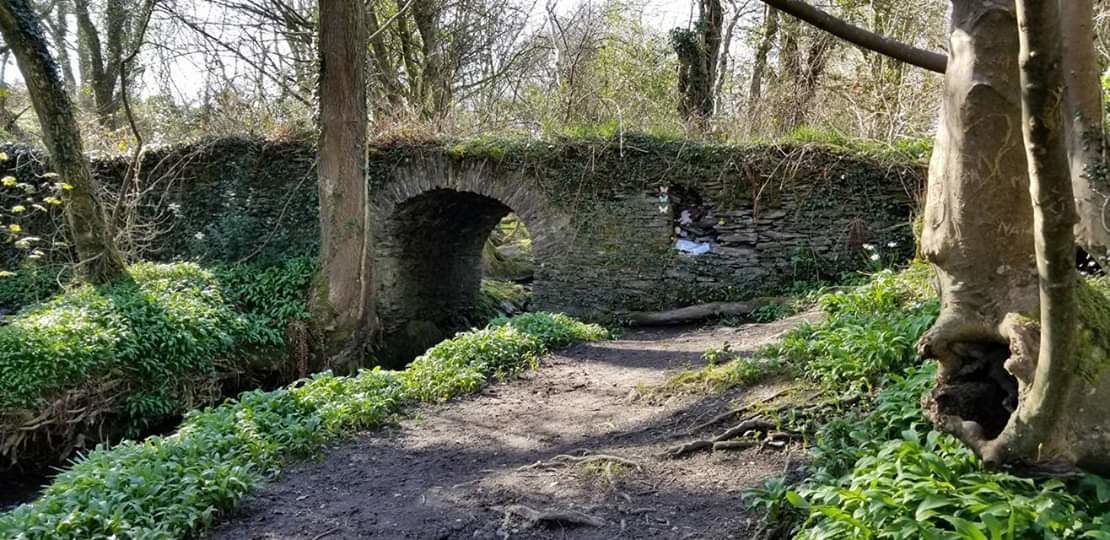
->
[918, 0, 1110, 474]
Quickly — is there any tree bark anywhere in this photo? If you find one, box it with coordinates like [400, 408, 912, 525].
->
[73, 0, 124, 129]
[1061, 0, 1110, 263]
[918, 0, 1110, 475]
[0, 0, 126, 283]
[51, 0, 77, 94]
[312, 0, 374, 371]
[755, 0, 946, 73]
[672, 0, 723, 123]
[746, 5, 778, 125]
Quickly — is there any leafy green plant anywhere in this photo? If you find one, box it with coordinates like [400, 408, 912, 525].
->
[0, 312, 606, 539]
[491, 311, 609, 348]
[734, 264, 1110, 539]
[0, 158, 71, 274]
[0, 258, 316, 464]
[761, 265, 939, 391]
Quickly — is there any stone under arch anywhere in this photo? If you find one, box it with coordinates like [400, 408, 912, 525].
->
[371, 155, 566, 366]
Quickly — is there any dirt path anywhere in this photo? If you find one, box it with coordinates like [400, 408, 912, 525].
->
[209, 313, 819, 540]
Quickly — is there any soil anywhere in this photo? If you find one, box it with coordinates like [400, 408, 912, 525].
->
[208, 313, 821, 540]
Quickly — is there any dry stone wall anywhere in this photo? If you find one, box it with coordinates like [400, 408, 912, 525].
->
[0, 136, 922, 343]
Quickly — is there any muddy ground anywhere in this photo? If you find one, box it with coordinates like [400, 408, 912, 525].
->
[209, 313, 820, 540]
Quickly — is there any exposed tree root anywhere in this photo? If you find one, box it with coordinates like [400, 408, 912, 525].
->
[665, 392, 859, 458]
[663, 417, 775, 458]
[502, 505, 606, 529]
[686, 388, 790, 434]
[518, 452, 644, 472]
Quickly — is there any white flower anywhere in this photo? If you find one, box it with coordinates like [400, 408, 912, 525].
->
[887, 241, 898, 248]
[862, 243, 875, 251]
[168, 203, 181, 214]
[193, 231, 206, 241]
[869, 254, 880, 261]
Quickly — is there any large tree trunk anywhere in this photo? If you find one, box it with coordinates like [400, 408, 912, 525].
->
[1061, 0, 1110, 263]
[918, 0, 1110, 474]
[0, 0, 127, 284]
[311, 0, 374, 371]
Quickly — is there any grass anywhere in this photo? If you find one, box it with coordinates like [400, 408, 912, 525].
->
[0, 312, 608, 539]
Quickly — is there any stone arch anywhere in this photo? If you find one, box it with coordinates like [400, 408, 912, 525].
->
[371, 154, 567, 365]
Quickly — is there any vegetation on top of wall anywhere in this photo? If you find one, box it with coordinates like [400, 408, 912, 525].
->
[0, 313, 607, 539]
[431, 131, 925, 209]
[0, 257, 315, 467]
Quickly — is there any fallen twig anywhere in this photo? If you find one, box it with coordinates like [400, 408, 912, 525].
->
[504, 505, 606, 528]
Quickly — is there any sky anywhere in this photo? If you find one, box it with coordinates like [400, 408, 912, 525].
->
[0, 0, 702, 103]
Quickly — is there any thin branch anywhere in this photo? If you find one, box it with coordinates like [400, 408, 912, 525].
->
[757, 0, 947, 73]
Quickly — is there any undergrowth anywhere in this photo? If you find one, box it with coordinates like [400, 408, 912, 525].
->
[0, 257, 315, 464]
[736, 264, 1110, 538]
[0, 312, 607, 539]
[659, 264, 935, 395]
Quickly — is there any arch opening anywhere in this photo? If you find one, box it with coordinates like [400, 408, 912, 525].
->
[374, 189, 534, 367]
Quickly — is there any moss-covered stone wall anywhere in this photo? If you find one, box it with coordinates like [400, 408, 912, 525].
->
[0, 135, 922, 332]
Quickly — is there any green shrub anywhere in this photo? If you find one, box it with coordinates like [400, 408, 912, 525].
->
[491, 311, 609, 348]
[761, 265, 939, 391]
[739, 265, 1110, 539]
[0, 258, 315, 464]
[403, 325, 544, 401]
[0, 264, 65, 308]
[0, 312, 606, 539]
[789, 364, 1110, 539]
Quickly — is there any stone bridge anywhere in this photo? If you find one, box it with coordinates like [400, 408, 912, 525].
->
[0, 136, 923, 363]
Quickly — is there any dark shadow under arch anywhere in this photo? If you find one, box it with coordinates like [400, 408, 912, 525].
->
[374, 188, 520, 366]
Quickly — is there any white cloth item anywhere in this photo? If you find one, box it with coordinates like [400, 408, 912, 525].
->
[676, 239, 711, 256]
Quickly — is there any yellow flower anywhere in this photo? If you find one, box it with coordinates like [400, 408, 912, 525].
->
[0, 152, 9, 161]
[1, 176, 15, 187]
[44, 197, 62, 206]
[0, 271, 14, 279]
[11, 205, 24, 214]
[8, 223, 21, 233]
[41, 172, 59, 179]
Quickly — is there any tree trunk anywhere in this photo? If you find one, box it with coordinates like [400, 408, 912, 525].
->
[52, 0, 77, 94]
[1061, 0, 1110, 264]
[672, 0, 723, 124]
[918, 0, 1110, 475]
[747, 6, 778, 128]
[311, 0, 374, 371]
[366, 2, 406, 113]
[73, 0, 122, 129]
[0, 0, 127, 284]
